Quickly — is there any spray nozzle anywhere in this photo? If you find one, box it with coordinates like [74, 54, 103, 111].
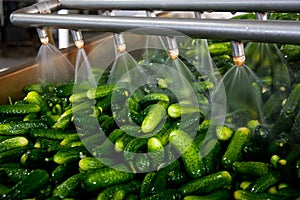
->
[166, 37, 179, 60]
[71, 30, 84, 49]
[231, 41, 245, 67]
[37, 28, 49, 45]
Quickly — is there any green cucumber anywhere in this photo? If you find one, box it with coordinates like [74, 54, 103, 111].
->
[234, 190, 289, 200]
[183, 188, 230, 200]
[0, 167, 32, 184]
[54, 83, 74, 97]
[0, 184, 10, 196]
[0, 104, 40, 115]
[202, 139, 222, 174]
[0, 169, 49, 200]
[0, 136, 28, 153]
[25, 91, 49, 114]
[178, 171, 232, 195]
[167, 103, 201, 118]
[142, 102, 167, 133]
[134, 153, 150, 172]
[281, 83, 300, 114]
[246, 170, 281, 193]
[262, 91, 286, 121]
[232, 161, 272, 177]
[147, 137, 165, 170]
[222, 127, 250, 169]
[52, 108, 73, 129]
[140, 172, 157, 198]
[96, 180, 140, 200]
[30, 128, 78, 140]
[51, 164, 73, 185]
[82, 165, 135, 192]
[87, 84, 115, 99]
[52, 173, 83, 198]
[53, 146, 88, 165]
[215, 125, 234, 141]
[140, 93, 169, 107]
[114, 134, 134, 152]
[79, 157, 106, 171]
[0, 120, 48, 135]
[20, 148, 53, 168]
[0, 147, 29, 163]
[144, 189, 180, 200]
[291, 111, 300, 143]
[272, 109, 295, 135]
[168, 129, 206, 178]
[167, 169, 188, 186]
[24, 83, 44, 94]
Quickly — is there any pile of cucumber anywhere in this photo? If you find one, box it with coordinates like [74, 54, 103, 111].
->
[0, 36, 300, 200]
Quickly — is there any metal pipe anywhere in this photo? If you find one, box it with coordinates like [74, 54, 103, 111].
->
[58, 0, 300, 12]
[10, 14, 300, 44]
[13, 0, 59, 14]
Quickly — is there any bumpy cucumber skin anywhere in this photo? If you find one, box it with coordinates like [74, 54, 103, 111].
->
[142, 103, 167, 133]
[183, 188, 230, 200]
[0, 169, 49, 200]
[232, 161, 271, 177]
[0, 104, 40, 115]
[234, 190, 289, 200]
[169, 129, 206, 179]
[178, 171, 232, 195]
[222, 127, 250, 169]
[245, 171, 281, 193]
[83, 166, 135, 192]
[52, 173, 82, 198]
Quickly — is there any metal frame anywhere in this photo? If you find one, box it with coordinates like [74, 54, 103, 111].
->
[9, 0, 300, 44]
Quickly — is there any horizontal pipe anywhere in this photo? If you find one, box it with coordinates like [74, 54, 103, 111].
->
[58, 0, 300, 12]
[13, 0, 59, 14]
[10, 14, 300, 44]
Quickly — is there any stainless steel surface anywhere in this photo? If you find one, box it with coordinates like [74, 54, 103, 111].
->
[10, 14, 300, 44]
[58, 0, 300, 12]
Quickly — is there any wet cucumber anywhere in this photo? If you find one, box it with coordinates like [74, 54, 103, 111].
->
[20, 148, 53, 168]
[280, 83, 300, 114]
[53, 146, 88, 165]
[140, 93, 169, 107]
[52, 173, 83, 198]
[0, 169, 49, 200]
[96, 180, 140, 200]
[87, 84, 115, 99]
[147, 137, 165, 170]
[140, 171, 157, 198]
[232, 161, 272, 177]
[215, 125, 234, 141]
[0, 120, 48, 135]
[222, 127, 250, 169]
[142, 102, 168, 133]
[25, 91, 49, 114]
[144, 189, 181, 200]
[0, 147, 29, 163]
[178, 171, 232, 195]
[82, 165, 135, 192]
[168, 129, 206, 178]
[0, 136, 28, 153]
[167, 103, 201, 118]
[79, 157, 106, 171]
[233, 189, 289, 200]
[0, 104, 40, 115]
[30, 128, 78, 140]
[245, 170, 281, 193]
[183, 188, 230, 200]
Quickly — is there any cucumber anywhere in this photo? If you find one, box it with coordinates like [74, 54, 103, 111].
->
[140, 93, 169, 107]
[281, 83, 300, 115]
[245, 170, 281, 193]
[0, 120, 48, 135]
[20, 148, 53, 168]
[167, 169, 188, 186]
[0, 184, 10, 197]
[0, 169, 49, 200]
[262, 91, 286, 122]
[87, 84, 115, 99]
[233, 190, 289, 200]
[82, 165, 135, 192]
[0, 147, 29, 163]
[114, 134, 134, 152]
[53, 146, 88, 165]
[140, 171, 157, 198]
[201, 139, 222, 174]
[142, 102, 167, 133]
[51, 164, 73, 185]
[134, 153, 150, 172]
[167, 103, 201, 118]
[291, 110, 300, 143]
[24, 83, 44, 94]
[252, 125, 272, 147]
[0, 136, 28, 153]
[267, 132, 294, 156]
[215, 125, 234, 141]
[54, 83, 74, 97]
[52, 108, 73, 129]
[79, 157, 106, 171]
[178, 171, 232, 195]
[222, 127, 250, 169]
[30, 128, 78, 140]
[191, 81, 215, 93]
[272, 109, 295, 135]
[169, 129, 206, 178]
[52, 173, 83, 198]
[25, 91, 49, 114]
[144, 189, 180, 200]
[96, 180, 140, 200]
[183, 188, 230, 200]
[232, 161, 272, 177]
[0, 167, 32, 184]
[147, 137, 165, 170]
[0, 104, 40, 115]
